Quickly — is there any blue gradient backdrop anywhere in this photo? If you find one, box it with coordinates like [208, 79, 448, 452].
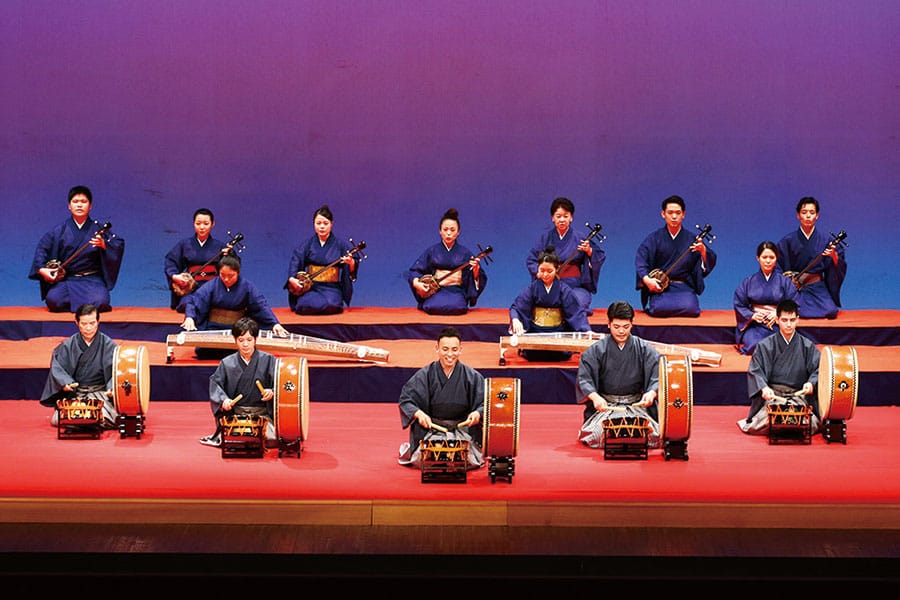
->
[3, 1, 898, 311]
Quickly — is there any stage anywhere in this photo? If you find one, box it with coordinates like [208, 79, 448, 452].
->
[3, 306, 899, 590]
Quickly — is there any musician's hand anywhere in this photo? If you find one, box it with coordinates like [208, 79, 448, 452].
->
[105, 389, 114, 398]
[470, 258, 480, 279]
[458, 411, 480, 428]
[90, 233, 107, 251]
[578, 239, 592, 257]
[642, 275, 663, 293]
[222, 398, 236, 411]
[761, 386, 775, 401]
[690, 240, 707, 261]
[38, 267, 58, 283]
[412, 278, 430, 297]
[272, 324, 289, 337]
[511, 318, 525, 336]
[414, 409, 434, 429]
[181, 317, 197, 331]
[638, 390, 657, 408]
[800, 382, 814, 396]
[62, 383, 76, 392]
[287, 277, 304, 295]
[261, 389, 274, 402]
[590, 393, 609, 412]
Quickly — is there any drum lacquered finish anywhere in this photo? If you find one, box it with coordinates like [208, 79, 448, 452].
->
[482, 377, 520, 458]
[818, 346, 858, 422]
[274, 356, 309, 444]
[113, 344, 150, 416]
[658, 354, 692, 443]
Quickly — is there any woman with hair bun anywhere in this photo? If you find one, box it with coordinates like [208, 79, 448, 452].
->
[407, 208, 488, 315]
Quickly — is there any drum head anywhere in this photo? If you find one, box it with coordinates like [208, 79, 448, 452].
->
[817, 346, 858, 421]
[274, 356, 310, 442]
[113, 344, 151, 415]
[658, 354, 692, 442]
[482, 377, 520, 458]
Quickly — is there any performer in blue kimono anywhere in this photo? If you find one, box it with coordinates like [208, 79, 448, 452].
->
[408, 208, 488, 316]
[526, 197, 605, 314]
[39, 304, 118, 429]
[576, 301, 661, 449]
[29, 185, 125, 313]
[776, 197, 847, 319]
[734, 241, 799, 356]
[286, 205, 361, 315]
[510, 247, 590, 362]
[181, 255, 288, 359]
[635, 195, 716, 318]
[738, 299, 821, 435]
[164, 208, 234, 313]
[398, 327, 485, 470]
[201, 317, 277, 448]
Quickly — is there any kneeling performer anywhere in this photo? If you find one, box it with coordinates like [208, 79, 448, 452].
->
[201, 317, 277, 449]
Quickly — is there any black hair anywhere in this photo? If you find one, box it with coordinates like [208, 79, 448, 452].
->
[776, 298, 799, 317]
[314, 205, 334, 222]
[661, 195, 685, 212]
[550, 197, 575, 215]
[193, 208, 214, 222]
[440, 208, 460, 228]
[74, 303, 99, 322]
[437, 326, 462, 343]
[231, 317, 260, 338]
[756, 240, 778, 258]
[796, 196, 819, 213]
[217, 254, 242, 272]
[607, 301, 635, 322]
[68, 185, 92, 204]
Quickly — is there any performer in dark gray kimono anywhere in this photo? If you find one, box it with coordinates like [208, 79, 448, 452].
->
[201, 317, 277, 448]
[39, 303, 117, 428]
[738, 298, 821, 435]
[398, 327, 485, 469]
[576, 301, 661, 449]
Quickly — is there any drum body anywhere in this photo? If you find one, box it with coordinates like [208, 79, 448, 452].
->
[113, 344, 150, 416]
[818, 346, 858, 421]
[602, 416, 651, 440]
[658, 354, 693, 442]
[274, 356, 309, 443]
[482, 377, 520, 458]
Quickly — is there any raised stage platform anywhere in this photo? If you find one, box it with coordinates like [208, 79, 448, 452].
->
[2, 307, 898, 406]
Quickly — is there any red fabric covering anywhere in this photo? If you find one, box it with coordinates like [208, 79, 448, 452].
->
[3, 400, 899, 504]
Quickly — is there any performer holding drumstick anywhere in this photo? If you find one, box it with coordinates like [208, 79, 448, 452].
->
[576, 301, 662, 450]
[201, 317, 277, 448]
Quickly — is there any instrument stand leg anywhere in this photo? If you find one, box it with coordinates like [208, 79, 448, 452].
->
[488, 456, 515, 483]
[664, 440, 688, 461]
[603, 440, 649, 460]
[117, 414, 146, 439]
[277, 438, 303, 458]
[822, 419, 847, 445]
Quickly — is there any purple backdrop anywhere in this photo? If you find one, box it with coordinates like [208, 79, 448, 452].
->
[3, 1, 898, 311]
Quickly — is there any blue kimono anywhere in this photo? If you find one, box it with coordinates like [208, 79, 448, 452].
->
[777, 227, 846, 319]
[733, 269, 799, 355]
[185, 276, 279, 331]
[286, 234, 359, 315]
[209, 349, 277, 440]
[526, 226, 605, 312]
[635, 226, 716, 318]
[29, 218, 125, 312]
[164, 235, 228, 312]
[509, 278, 590, 362]
[407, 242, 487, 315]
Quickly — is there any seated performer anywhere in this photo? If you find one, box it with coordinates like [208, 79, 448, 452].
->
[408, 208, 488, 315]
[738, 299, 821, 435]
[576, 301, 661, 449]
[776, 196, 846, 319]
[39, 303, 118, 429]
[164, 208, 234, 313]
[398, 327, 485, 470]
[201, 317, 277, 448]
[510, 247, 590, 362]
[734, 241, 799, 355]
[635, 195, 716, 317]
[29, 185, 125, 313]
[181, 255, 288, 358]
[526, 197, 605, 314]
[285, 204, 360, 315]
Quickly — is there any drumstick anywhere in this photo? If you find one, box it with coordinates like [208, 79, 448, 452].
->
[602, 405, 629, 412]
[255, 380, 265, 394]
[430, 423, 449, 433]
[231, 393, 243, 405]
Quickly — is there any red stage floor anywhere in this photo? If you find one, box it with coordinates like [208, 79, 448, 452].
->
[3, 401, 899, 531]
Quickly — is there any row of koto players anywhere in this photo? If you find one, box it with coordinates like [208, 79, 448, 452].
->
[32, 186, 855, 474]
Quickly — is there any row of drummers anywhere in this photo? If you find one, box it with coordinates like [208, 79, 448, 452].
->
[54, 332, 860, 481]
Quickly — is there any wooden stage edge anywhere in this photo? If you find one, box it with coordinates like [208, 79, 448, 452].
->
[3, 497, 899, 531]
